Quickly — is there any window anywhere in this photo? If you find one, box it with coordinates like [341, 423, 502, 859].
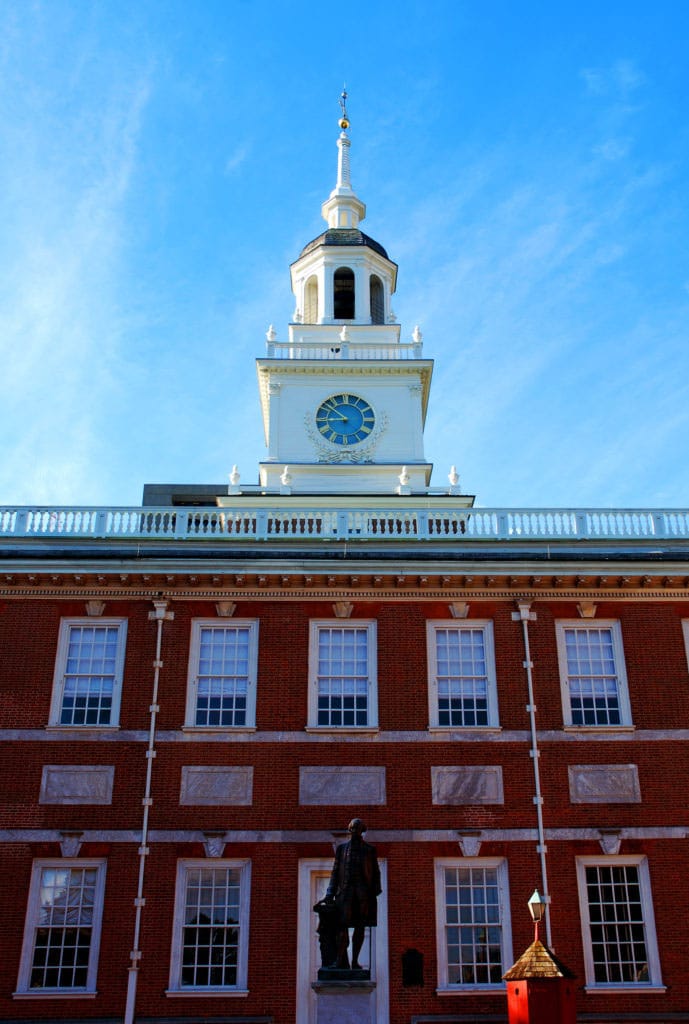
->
[434, 859, 512, 990]
[16, 860, 106, 994]
[427, 621, 499, 728]
[370, 274, 384, 324]
[333, 266, 355, 319]
[169, 860, 250, 993]
[185, 620, 258, 729]
[49, 619, 127, 727]
[308, 620, 377, 729]
[683, 620, 689, 671]
[576, 857, 662, 988]
[556, 621, 631, 727]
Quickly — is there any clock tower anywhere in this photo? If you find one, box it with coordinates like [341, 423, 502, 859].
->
[256, 96, 435, 496]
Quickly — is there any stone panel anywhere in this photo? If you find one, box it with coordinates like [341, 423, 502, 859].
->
[431, 765, 504, 805]
[299, 766, 386, 806]
[180, 766, 254, 806]
[568, 764, 641, 803]
[40, 765, 114, 805]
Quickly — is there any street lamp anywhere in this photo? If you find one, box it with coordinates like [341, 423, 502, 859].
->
[527, 888, 547, 943]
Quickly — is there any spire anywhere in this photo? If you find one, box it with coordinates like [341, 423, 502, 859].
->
[321, 90, 366, 230]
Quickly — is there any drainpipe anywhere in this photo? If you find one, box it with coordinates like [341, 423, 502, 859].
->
[512, 600, 552, 948]
[124, 598, 174, 1024]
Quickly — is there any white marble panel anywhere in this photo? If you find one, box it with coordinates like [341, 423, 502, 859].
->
[315, 989, 375, 1023]
[40, 765, 114, 805]
[180, 766, 253, 806]
[431, 765, 504, 805]
[299, 766, 386, 806]
[569, 764, 640, 803]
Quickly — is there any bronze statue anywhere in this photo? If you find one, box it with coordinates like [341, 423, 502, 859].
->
[320, 818, 381, 971]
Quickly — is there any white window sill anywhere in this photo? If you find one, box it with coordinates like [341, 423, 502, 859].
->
[436, 984, 505, 995]
[165, 988, 248, 997]
[563, 725, 635, 733]
[584, 984, 666, 994]
[14, 990, 97, 999]
[428, 726, 502, 734]
[305, 726, 379, 735]
[45, 724, 119, 732]
[181, 726, 257, 734]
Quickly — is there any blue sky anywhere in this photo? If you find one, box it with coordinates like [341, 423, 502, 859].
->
[1, 1, 688, 509]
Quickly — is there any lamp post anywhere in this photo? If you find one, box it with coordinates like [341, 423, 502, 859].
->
[527, 888, 547, 944]
[503, 890, 576, 1024]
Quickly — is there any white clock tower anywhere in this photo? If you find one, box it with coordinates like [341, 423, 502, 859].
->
[256, 96, 435, 496]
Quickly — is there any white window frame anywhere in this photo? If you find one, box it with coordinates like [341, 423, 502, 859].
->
[682, 620, 689, 672]
[434, 857, 512, 992]
[556, 620, 632, 728]
[307, 619, 378, 731]
[576, 855, 663, 991]
[16, 858, 107, 996]
[184, 619, 259, 731]
[168, 858, 251, 995]
[48, 618, 127, 728]
[427, 620, 499, 730]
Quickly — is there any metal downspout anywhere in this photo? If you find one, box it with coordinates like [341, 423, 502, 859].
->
[124, 598, 173, 1024]
[513, 600, 552, 948]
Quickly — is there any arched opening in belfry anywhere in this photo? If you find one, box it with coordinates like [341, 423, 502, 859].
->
[333, 267, 355, 320]
[304, 275, 318, 323]
[370, 275, 384, 324]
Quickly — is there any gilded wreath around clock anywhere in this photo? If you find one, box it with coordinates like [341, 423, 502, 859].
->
[316, 393, 376, 446]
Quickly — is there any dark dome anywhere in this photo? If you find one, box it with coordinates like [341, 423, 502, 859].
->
[298, 228, 389, 261]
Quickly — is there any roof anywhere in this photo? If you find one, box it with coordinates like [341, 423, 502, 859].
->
[298, 228, 390, 261]
[503, 939, 576, 980]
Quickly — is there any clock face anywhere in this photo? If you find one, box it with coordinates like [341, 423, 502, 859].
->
[316, 393, 375, 445]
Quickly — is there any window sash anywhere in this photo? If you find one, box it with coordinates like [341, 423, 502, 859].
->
[170, 860, 250, 992]
[557, 622, 630, 727]
[435, 858, 511, 990]
[186, 621, 258, 729]
[51, 619, 126, 727]
[18, 860, 106, 993]
[577, 857, 661, 988]
[427, 622, 498, 728]
[309, 621, 377, 729]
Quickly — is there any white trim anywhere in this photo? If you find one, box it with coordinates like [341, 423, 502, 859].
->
[49, 618, 127, 727]
[682, 620, 689, 672]
[433, 857, 512, 992]
[426, 620, 499, 729]
[308, 619, 378, 729]
[555, 619, 632, 728]
[184, 619, 259, 729]
[16, 858, 107, 995]
[296, 857, 389, 1024]
[576, 855, 662, 989]
[168, 858, 251, 993]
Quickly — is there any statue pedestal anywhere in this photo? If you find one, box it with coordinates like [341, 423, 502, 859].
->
[311, 977, 376, 1024]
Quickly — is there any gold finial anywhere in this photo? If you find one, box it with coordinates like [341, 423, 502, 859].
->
[338, 88, 350, 131]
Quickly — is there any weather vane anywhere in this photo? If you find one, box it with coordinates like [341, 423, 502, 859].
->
[338, 87, 350, 131]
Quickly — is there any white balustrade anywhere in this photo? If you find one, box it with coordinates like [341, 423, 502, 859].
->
[1, 505, 688, 543]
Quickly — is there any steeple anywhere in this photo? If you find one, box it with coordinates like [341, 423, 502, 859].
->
[321, 91, 366, 230]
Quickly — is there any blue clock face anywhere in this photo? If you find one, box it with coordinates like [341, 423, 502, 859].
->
[316, 393, 375, 445]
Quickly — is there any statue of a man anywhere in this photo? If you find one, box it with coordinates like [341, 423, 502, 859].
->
[324, 818, 381, 970]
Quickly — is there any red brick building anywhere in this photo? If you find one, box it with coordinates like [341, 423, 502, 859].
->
[1, 109, 689, 1024]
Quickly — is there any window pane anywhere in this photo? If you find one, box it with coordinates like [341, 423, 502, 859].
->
[195, 627, 250, 727]
[316, 627, 369, 726]
[29, 867, 98, 990]
[564, 627, 621, 726]
[435, 628, 489, 726]
[443, 866, 503, 985]
[180, 867, 242, 988]
[60, 625, 120, 725]
[585, 864, 649, 984]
